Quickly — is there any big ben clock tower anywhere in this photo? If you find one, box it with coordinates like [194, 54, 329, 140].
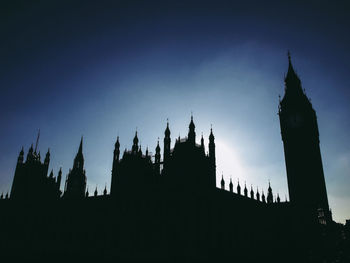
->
[279, 53, 330, 218]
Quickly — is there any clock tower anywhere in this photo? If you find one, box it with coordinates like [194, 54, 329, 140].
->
[279, 53, 329, 218]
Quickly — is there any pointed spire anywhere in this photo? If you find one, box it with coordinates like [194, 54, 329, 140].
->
[220, 173, 225, 190]
[165, 118, 170, 137]
[229, 177, 233, 192]
[250, 185, 254, 199]
[34, 129, 40, 153]
[156, 138, 160, 152]
[94, 186, 98, 197]
[188, 114, 196, 144]
[244, 181, 248, 197]
[85, 187, 89, 197]
[49, 169, 54, 178]
[145, 146, 149, 157]
[284, 51, 302, 93]
[115, 136, 120, 148]
[103, 184, 107, 196]
[78, 136, 83, 155]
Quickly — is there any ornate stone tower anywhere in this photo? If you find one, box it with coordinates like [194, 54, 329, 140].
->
[63, 137, 87, 199]
[279, 53, 329, 215]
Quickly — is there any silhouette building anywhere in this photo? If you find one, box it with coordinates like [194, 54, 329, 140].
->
[0, 54, 347, 262]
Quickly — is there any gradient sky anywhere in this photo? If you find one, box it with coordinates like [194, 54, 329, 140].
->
[1, 1, 349, 223]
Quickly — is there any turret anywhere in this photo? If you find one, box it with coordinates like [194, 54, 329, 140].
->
[49, 169, 54, 178]
[94, 187, 98, 197]
[188, 115, 196, 145]
[244, 182, 248, 197]
[73, 137, 84, 170]
[111, 136, 120, 195]
[229, 177, 233, 192]
[155, 139, 161, 175]
[85, 188, 89, 197]
[132, 131, 139, 154]
[44, 148, 50, 166]
[277, 193, 281, 203]
[220, 174, 225, 190]
[103, 185, 107, 196]
[262, 190, 266, 203]
[57, 168, 62, 190]
[250, 185, 254, 199]
[201, 133, 204, 152]
[26, 144, 34, 162]
[17, 147, 24, 164]
[237, 179, 241, 195]
[163, 120, 171, 165]
[209, 126, 216, 188]
[256, 187, 260, 201]
[267, 182, 273, 204]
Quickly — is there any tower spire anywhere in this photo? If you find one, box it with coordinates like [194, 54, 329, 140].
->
[34, 129, 40, 153]
[78, 136, 83, 155]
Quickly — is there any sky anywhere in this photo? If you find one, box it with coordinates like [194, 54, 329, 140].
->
[0, 0, 349, 223]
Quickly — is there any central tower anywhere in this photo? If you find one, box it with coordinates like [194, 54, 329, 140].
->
[279, 53, 329, 216]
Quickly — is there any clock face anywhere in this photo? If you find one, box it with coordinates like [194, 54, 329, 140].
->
[288, 113, 303, 128]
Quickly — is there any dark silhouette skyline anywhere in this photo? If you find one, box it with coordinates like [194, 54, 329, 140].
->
[1, 55, 349, 262]
[1, 1, 350, 224]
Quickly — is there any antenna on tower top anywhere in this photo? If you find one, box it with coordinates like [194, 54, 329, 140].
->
[35, 129, 40, 153]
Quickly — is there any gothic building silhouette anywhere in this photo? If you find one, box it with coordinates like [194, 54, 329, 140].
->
[0, 55, 348, 262]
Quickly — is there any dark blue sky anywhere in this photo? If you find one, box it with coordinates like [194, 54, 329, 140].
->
[1, 0, 349, 222]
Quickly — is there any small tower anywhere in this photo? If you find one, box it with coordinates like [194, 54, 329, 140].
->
[155, 139, 161, 175]
[188, 115, 196, 145]
[262, 190, 266, 203]
[17, 147, 24, 164]
[250, 185, 254, 199]
[132, 131, 139, 154]
[94, 186, 98, 197]
[229, 177, 233, 193]
[163, 120, 171, 165]
[220, 174, 225, 190]
[244, 182, 248, 197]
[256, 187, 260, 201]
[111, 136, 120, 195]
[267, 182, 273, 204]
[209, 126, 216, 188]
[200, 133, 205, 152]
[63, 137, 87, 199]
[85, 187, 89, 197]
[237, 179, 241, 195]
[103, 185, 107, 196]
[277, 193, 281, 203]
